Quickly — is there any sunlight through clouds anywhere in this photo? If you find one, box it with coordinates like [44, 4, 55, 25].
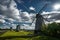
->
[53, 3, 60, 10]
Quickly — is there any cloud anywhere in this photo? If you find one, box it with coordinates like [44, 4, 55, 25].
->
[0, 15, 5, 19]
[41, 11, 60, 23]
[19, 11, 36, 23]
[0, 19, 5, 23]
[0, 0, 20, 28]
[20, 11, 30, 21]
[0, 0, 20, 20]
[11, 24, 16, 29]
[0, 0, 21, 21]
[21, 24, 35, 30]
[29, 6, 35, 11]
[0, 0, 36, 29]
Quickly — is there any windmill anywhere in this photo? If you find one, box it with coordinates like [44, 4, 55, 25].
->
[31, 4, 48, 35]
[16, 25, 20, 32]
[16, 1, 60, 35]
[31, 3, 60, 35]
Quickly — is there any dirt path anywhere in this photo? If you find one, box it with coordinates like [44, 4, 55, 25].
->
[0, 30, 7, 36]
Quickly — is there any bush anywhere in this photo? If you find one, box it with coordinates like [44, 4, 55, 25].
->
[42, 22, 60, 37]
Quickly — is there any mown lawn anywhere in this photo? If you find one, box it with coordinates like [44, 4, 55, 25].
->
[0, 30, 60, 40]
[1, 30, 33, 37]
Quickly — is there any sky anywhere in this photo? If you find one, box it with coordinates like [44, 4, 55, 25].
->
[0, 0, 60, 30]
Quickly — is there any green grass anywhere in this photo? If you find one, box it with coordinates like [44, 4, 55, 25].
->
[0, 30, 60, 40]
[1, 35, 60, 40]
[1, 30, 33, 37]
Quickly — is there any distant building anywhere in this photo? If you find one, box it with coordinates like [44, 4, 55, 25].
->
[16, 25, 20, 32]
[10, 27, 12, 31]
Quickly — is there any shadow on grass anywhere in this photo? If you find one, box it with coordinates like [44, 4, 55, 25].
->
[0, 35, 36, 40]
[0, 35, 60, 40]
[0, 34, 60, 40]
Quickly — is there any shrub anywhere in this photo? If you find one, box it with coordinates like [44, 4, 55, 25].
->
[42, 22, 60, 37]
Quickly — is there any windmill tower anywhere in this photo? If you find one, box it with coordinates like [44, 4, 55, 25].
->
[16, 25, 20, 32]
[34, 4, 48, 35]
[34, 14, 44, 34]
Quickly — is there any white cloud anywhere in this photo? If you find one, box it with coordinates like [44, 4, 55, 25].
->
[0, 15, 5, 19]
[41, 11, 60, 24]
[11, 24, 16, 29]
[0, 19, 5, 23]
[0, 0, 20, 28]
[55, 20, 60, 23]
[41, 11, 60, 15]
[0, 0, 20, 21]
[8, 18, 15, 22]
[21, 24, 35, 30]
[20, 11, 36, 23]
[29, 6, 35, 11]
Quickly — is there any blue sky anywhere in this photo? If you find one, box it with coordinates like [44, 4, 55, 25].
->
[14, 0, 60, 12]
[0, 0, 60, 29]
[15, 0, 50, 12]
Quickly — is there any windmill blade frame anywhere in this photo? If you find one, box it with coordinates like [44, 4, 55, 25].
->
[31, 3, 48, 25]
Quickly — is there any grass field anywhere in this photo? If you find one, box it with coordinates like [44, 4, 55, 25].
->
[1, 30, 33, 37]
[0, 30, 60, 40]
